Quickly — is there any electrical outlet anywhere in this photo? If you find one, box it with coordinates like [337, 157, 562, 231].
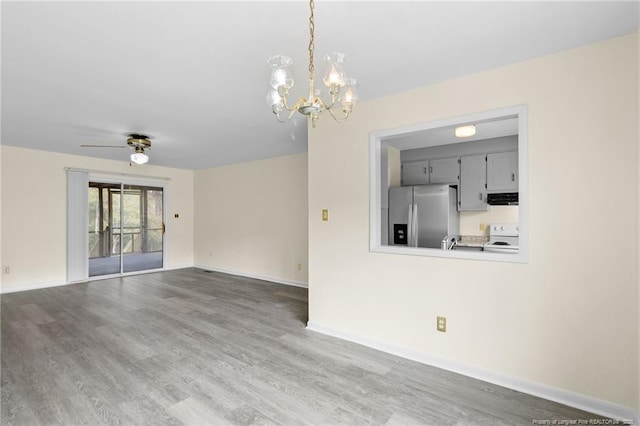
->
[479, 223, 486, 231]
[209, 252, 213, 257]
[296, 263, 302, 271]
[437, 316, 447, 332]
[3, 266, 10, 274]
[322, 209, 329, 221]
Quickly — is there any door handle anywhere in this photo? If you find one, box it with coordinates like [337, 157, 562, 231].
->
[412, 204, 418, 247]
[511, 173, 515, 182]
[407, 205, 413, 246]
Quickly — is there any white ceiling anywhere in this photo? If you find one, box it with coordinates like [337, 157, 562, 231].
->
[2, 1, 638, 170]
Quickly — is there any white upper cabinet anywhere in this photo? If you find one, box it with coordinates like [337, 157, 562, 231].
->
[429, 157, 459, 185]
[487, 151, 518, 192]
[401, 160, 429, 186]
[459, 154, 488, 211]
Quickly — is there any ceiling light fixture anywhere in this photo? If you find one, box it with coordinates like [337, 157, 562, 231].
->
[455, 125, 476, 138]
[130, 147, 149, 165]
[267, 0, 358, 128]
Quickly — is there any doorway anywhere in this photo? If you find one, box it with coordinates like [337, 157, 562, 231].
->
[88, 182, 164, 277]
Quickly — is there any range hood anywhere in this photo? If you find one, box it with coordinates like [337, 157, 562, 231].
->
[487, 193, 518, 206]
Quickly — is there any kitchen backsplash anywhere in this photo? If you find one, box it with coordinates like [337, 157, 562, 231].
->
[459, 205, 519, 236]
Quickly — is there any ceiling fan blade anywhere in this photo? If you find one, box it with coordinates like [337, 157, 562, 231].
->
[80, 144, 129, 148]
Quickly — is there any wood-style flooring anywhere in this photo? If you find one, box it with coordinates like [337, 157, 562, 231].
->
[1, 268, 604, 425]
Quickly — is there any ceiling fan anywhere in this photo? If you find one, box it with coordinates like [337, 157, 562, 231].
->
[81, 133, 152, 164]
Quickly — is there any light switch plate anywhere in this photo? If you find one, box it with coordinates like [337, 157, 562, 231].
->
[322, 209, 329, 221]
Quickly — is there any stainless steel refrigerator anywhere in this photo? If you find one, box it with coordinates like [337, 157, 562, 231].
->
[388, 185, 459, 248]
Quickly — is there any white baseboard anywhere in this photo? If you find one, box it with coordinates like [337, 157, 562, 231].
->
[0, 264, 308, 294]
[1, 280, 72, 294]
[194, 264, 308, 289]
[1, 264, 195, 294]
[306, 321, 639, 424]
[165, 264, 196, 271]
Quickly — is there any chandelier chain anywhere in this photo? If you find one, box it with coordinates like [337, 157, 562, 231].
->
[308, 0, 315, 79]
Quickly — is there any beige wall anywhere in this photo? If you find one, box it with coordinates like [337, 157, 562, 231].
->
[308, 33, 639, 413]
[1, 146, 308, 292]
[194, 153, 308, 286]
[0, 145, 194, 292]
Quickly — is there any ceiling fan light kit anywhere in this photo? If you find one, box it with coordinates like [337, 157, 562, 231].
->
[130, 148, 149, 165]
[127, 134, 151, 164]
[266, 0, 358, 128]
[81, 133, 152, 165]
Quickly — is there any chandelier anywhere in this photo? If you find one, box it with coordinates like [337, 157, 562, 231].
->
[267, 0, 358, 127]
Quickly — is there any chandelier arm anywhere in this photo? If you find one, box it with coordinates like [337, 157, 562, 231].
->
[310, 96, 351, 123]
[325, 106, 351, 123]
[280, 94, 296, 112]
[274, 109, 299, 123]
[313, 95, 340, 113]
[280, 92, 310, 113]
[289, 97, 311, 113]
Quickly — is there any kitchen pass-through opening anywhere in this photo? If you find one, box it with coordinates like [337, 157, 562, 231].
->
[369, 105, 528, 263]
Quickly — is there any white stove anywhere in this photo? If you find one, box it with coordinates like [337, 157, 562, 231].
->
[483, 224, 519, 253]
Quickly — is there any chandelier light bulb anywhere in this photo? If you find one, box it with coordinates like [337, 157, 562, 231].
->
[268, 55, 294, 90]
[266, 90, 283, 106]
[323, 52, 347, 88]
[270, 68, 293, 90]
[323, 64, 345, 87]
[340, 78, 359, 107]
[266, 90, 284, 114]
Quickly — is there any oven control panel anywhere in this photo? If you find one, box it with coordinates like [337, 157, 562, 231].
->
[489, 223, 519, 237]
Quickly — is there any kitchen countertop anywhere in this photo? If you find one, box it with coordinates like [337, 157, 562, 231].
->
[456, 235, 489, 248]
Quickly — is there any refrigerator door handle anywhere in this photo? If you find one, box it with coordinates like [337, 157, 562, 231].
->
[407, 204, 413, 247]
[412, 203, 419, 247]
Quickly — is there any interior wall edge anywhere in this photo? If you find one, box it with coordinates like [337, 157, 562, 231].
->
[306, 321, 640, 424]
[636, 27, 640, 415]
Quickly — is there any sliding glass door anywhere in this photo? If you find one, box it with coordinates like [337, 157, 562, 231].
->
[88, 182, 164, 277]
[122, 185, 164, 273]
[88, 182, 121, 276]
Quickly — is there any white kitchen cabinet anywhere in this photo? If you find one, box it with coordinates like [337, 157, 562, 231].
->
[401, 160, 429, 186]
[487, 151, 518, 192]
[429, 157, 459, 185]
[459, 154, 488, 211]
